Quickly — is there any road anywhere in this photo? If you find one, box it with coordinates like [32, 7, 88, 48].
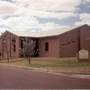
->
[0, 65, 90, 89]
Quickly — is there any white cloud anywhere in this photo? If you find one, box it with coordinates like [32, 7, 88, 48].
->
[75, 13, 90, 26]
[0, 1, 17, 16]
[0, 18, 9, 34]
[5, 6, 75, 32]
[86, 0, 90, 2]
[0, 18, 6, 25]
[38, 23, 71, 37]
[15, 0, 81, 12]
[0, 0, 82, 36]
[6, 16, 39, 31]
[13, 6, 75, 20]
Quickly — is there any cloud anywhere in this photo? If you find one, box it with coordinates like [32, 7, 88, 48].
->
[0, 18, 9, 34]
[77, 0, 90, 13]
[14, 6, 75, 19]
[8, 21, 71, 37]
[5, 16, 39, 31]
[5, 5, 75, 32]
[16, 0, 81, 11]
[86, 0, 90, 2]
[5, 11, 72, 36]
[1, 0, 90, 37]
[75, 13, 90, 26]
[0, 1, 17, 16]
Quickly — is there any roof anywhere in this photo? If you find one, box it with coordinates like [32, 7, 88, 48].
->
[38, 24, 90, 38]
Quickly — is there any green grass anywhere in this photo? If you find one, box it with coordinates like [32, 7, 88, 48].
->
[8, 58, 90, 68]
[1, 58, 90, 74]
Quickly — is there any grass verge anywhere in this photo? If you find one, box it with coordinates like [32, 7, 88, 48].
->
[1, 58, 90, 74]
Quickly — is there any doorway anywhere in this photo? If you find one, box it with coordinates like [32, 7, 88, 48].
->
[33, 39, 39, 57]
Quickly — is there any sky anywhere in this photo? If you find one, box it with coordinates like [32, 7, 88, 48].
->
[0, 0, 90, 37]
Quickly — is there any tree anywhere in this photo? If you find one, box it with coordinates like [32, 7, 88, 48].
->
[23, 40, 35, 64]
[1, 37, 10, 62]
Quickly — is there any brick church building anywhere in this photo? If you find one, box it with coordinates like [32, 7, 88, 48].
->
[0, 24, 90, 59]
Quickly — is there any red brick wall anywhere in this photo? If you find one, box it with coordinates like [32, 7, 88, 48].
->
[80, 25, 90, 50]
[0, 31, 35, 59]
[59, 29, 79, 57]
[0, 25, 90, 58]
[38, 25, 90, 58]
[0, 31, 20, 59]
[59, 25, 90, 57]
[39, 37, 60, 57]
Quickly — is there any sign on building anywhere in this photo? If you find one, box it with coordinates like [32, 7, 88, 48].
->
[78, 49, 89, 61]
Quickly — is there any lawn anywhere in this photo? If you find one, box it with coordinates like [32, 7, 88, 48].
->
[1, 58, 90, 74]
[8, 58, 90, 67]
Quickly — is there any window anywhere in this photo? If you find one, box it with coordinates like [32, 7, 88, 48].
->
[45, 42, 49, 51]
[12, 38, 16, 52]
[20, 40, 23, 49]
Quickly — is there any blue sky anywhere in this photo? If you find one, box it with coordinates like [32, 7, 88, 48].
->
[0, 0, 90, 36]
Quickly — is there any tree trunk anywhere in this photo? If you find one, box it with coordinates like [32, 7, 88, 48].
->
[7, 57, 9, 63]
[28, 56, 31, 64]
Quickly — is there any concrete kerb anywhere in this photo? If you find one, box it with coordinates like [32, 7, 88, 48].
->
[0, 63, 53, 73]
[0, 63, 90, 79]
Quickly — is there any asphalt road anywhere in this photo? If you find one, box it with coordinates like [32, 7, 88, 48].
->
[0, 65, 90, 89]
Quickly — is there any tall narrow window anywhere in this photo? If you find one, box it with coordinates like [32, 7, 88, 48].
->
[45, 42, 49, 51]
[20, 40, 23, 49]
[12, 39, 16, 52]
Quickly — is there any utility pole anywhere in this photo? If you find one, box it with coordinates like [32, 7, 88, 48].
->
[78, 29, 81, 51]
[9, 34, 12, 58]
